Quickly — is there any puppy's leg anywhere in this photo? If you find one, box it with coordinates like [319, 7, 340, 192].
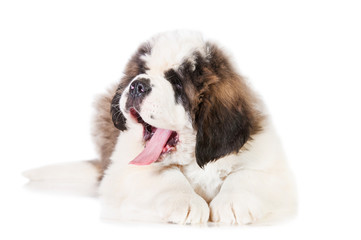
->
[210, 169, 296, 225]
[99, 164, 209, 224]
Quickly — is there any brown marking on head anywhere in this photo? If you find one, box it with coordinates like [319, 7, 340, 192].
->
[166, 43, 265, 167]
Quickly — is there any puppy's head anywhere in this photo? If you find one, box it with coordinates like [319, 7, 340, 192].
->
[111, 31, 263, 167]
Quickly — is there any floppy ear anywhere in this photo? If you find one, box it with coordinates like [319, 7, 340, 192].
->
[194, 71, 260, 168]
[195, 101, 251, 167]
[110, 89, 127, 131]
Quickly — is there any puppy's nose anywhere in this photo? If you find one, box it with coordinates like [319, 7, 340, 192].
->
[129, 79, 151, 97]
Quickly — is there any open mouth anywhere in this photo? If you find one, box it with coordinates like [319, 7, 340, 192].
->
[129, 108, 179, 165]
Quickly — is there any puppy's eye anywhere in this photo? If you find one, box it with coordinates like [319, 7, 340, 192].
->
[165, 69, 183, 91]
[175, 82, 182, 89]
[172, 77, 183, 91]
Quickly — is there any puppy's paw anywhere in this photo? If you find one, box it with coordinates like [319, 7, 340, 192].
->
[210, 192, 265, 225]
[156, 192, 209, 224]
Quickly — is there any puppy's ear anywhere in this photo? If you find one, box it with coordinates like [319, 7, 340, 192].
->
[110, 89, 127, 131]
[194, 69, 262, 168]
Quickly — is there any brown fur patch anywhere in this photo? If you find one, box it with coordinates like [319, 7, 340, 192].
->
[92, 84, 120, 175]
[193, 42, 264, 136]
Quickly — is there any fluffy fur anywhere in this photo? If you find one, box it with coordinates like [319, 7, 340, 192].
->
[25, 31, 297, 225]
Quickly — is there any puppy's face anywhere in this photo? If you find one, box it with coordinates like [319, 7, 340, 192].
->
[120, 73, 190, 131]
[111, 31, 263, 167]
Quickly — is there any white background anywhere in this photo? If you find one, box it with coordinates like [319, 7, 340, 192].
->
[1, 0, 361, 239]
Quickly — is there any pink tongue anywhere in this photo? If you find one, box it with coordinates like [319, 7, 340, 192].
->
[129, 128, 173, 165]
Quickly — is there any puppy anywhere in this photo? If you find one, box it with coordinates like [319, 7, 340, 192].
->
[24, 31, 297, 225]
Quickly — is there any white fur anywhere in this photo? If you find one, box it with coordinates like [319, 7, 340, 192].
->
[142, 30, 206, 76]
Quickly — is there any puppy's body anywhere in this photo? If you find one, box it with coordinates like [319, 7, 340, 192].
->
[25, 31, 296, 225]
[99, 113, 295, 224]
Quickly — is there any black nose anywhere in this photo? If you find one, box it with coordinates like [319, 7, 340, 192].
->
[129, 79, 151, 97]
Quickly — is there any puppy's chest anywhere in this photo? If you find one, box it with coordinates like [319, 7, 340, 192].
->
[180, 162, 232, 203]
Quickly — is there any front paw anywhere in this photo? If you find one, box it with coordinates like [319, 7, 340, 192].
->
[156, 193, 210, 224]
[210, 192, 265, 225]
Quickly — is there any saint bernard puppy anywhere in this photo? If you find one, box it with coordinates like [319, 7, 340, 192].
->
[24, 31, 297, 225]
